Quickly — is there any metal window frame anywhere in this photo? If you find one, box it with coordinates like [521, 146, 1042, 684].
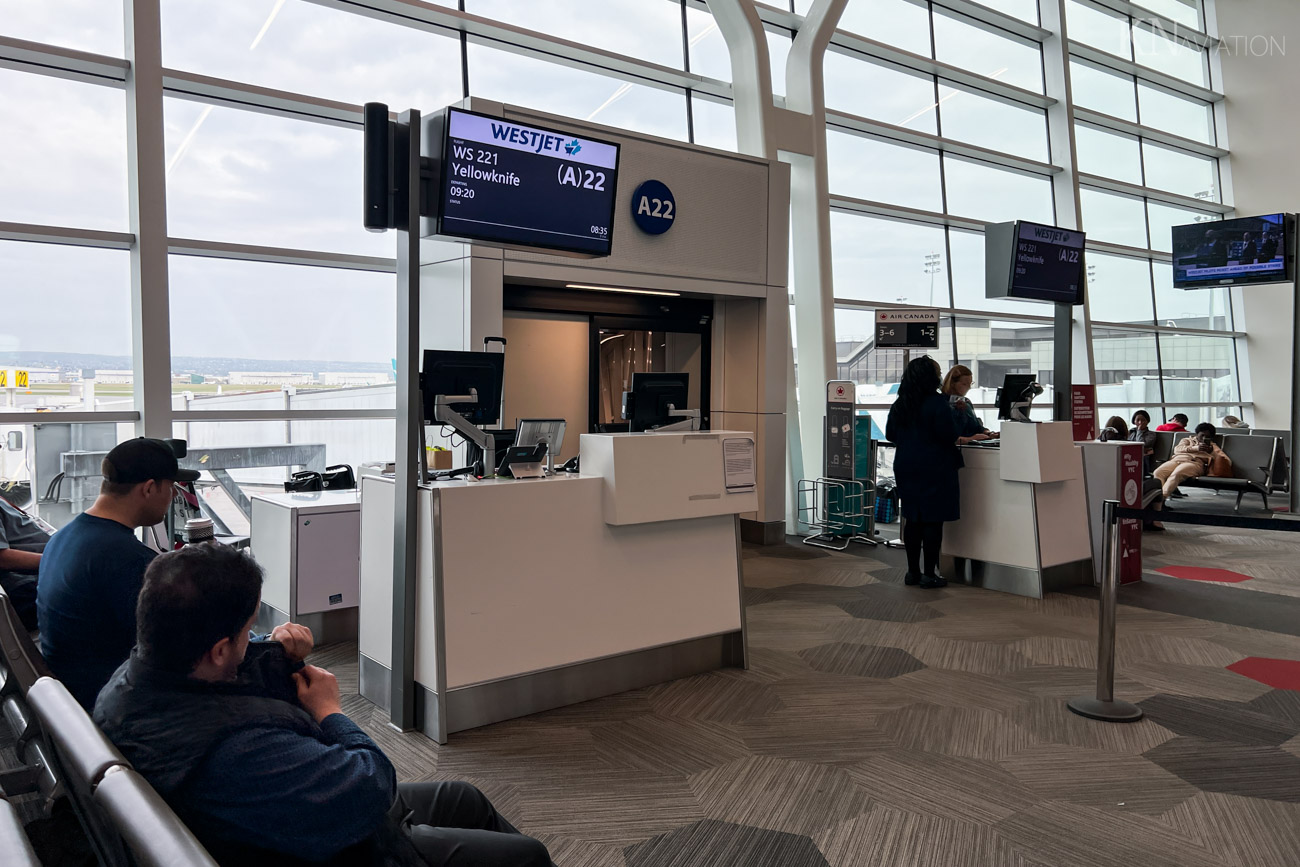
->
[1068, 40, 1221, 102]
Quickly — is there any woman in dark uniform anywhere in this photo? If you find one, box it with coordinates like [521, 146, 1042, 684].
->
[886, 357, 983, 589]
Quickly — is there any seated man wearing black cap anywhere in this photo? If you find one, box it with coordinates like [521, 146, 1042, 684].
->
[37, 437, 310, 709]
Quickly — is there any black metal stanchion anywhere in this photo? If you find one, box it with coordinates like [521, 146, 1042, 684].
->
[1068, 499, 1144, 723]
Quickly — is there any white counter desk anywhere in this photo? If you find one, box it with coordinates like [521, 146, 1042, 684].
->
[940, 422, 1093, 598]
[358, 430, 758, 742]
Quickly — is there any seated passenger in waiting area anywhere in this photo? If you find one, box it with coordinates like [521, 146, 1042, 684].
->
[0, 493, 54, 631]
[37, 438, 200, 708]
[94, 545, 553, 867]
[1153, 423, 1230, 499]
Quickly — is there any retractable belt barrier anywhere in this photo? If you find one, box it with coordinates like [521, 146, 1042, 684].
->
[1068, 499, 1299, 724]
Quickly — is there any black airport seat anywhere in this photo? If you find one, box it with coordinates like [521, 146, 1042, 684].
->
[27, 678, 127, 789]
[20, 677, 134, 866]
[0, 798, 41, 866]
[94, 766, 218, 867]
[0, 587, 51, 698]
[1181, 433, 1280, 510]
[0, 589, 62, 813]
[1151, 431, 1175, 463]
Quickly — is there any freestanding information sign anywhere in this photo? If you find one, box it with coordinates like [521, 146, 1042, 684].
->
[825, 381, 855, 480]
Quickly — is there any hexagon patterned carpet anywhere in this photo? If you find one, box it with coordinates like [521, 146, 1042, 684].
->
[306, 537, 1300, 866]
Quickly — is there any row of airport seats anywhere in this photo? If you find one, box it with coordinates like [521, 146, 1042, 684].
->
[1150, 430, 1289, 510]
[0, 586, 218, 866]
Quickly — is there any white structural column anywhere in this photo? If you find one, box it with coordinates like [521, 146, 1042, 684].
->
[1039, 0, 1096, 389]
[124, 0, 174, 437]
[710, 0, 846, 529]
[707, 0, 776, 157]
[784, 0, 847, 502]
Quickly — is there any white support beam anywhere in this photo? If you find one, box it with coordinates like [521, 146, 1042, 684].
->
[0, 221, 135, 250]
[0, 412, 141, 425]
[930, 0, 1052, 42]
[305, 0, 732, 99]
[172, 409, 396, 421]
[827, 37, 1058, 110]
[708, 0, 777, 157]
[0, 35, 129, 84]
[1068, 40, 1223, 102]
[1088, 0, 1219, 49]
[829, 196, 989, 233]
[826, 110, 1063, 178]
[167, 238, 397, 273]
[1077, 173, 1234, 213]
[162, 69, 366, 128]
[124, 0, 174, 439]
[1072, 106, 1228, 159]
[1085, 239, 1173, 262]
[784, 0, 848, 501]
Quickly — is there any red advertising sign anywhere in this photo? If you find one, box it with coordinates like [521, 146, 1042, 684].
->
[1071, 384, 1098, 441]
[1117, 442, 1144, 584]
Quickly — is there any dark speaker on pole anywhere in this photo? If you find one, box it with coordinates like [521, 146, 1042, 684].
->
[363, 102, 393, 232]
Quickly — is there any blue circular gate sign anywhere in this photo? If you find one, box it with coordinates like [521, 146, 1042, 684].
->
[631, 180, 676, 235]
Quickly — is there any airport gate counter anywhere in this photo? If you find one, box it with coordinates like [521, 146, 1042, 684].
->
[357, 429, 757, 742]
[939, 421, 1093, 598]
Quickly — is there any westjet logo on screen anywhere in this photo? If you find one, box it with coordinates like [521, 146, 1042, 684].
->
[448, 111, 618, 169]
[1018, 222, 1084, 248]
[489, 122, 570, 155]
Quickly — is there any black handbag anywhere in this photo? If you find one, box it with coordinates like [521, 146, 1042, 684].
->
[284, 471, 323, 493]
[321, 464, 356, 490]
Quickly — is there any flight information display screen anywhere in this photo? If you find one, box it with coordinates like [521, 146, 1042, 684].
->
[1010, 221, 1085, 305]
[436, 108, 620, 256]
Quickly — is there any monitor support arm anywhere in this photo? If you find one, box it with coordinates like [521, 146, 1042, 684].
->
[653, 404, 702, 433]
[1009, 383, 1044, 423]
[432, 389, 496, 476]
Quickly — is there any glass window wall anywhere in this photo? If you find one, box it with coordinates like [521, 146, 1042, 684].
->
[826, 130, 943, 211]
[830, 213, 949, 307]
[466, 42, 689, 141]
[160, 0, 464, 111]
[937, 83, 1048, 162]
[942, 158, 1054, 224]
[932, 10, 1045, 93]
[0, 69, 128, 232]
[824, 52, 938, 134]
[0, 242, 133, 412]
[163, 99, 387, 256]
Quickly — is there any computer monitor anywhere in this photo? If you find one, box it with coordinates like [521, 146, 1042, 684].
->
[516, 419, 566, 456]
[420, 349, 504, 425]
[997, 374, 1038, 421]
[622, 372, 690, 432]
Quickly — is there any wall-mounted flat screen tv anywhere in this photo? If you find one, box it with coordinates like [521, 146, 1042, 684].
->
[1172, 213, 1294, 289]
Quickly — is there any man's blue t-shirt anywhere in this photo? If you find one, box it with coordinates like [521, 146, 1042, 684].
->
[37, 513, 157, 709]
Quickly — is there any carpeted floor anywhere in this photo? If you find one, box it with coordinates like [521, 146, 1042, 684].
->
[315, 533, 1300, 867]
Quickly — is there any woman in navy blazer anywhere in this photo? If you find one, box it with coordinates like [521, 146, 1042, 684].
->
[887, 357, 986, 589]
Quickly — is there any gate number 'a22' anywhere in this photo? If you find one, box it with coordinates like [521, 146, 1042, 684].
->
[637, 196, 673, 220]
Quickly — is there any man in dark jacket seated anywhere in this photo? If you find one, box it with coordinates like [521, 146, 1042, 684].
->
[94, 544, 552, 867]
